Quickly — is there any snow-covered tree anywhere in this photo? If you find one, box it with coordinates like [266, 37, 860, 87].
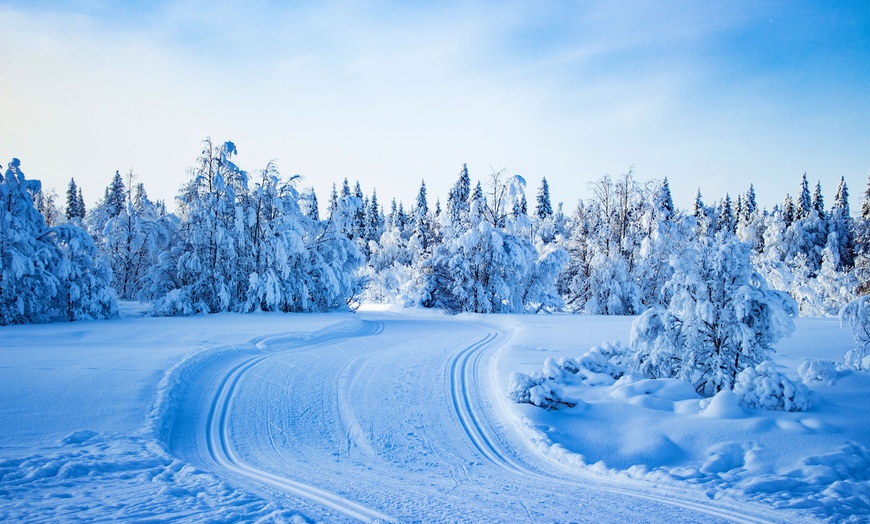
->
[812, 180, 825, 217]
[0, 159, 59, 325]
[535, 177, 553, 220]
[142, 138, 250, 315]
[840, 295, 870, 369]
[1, 158, 117, 324]
[632, 236, 797, 396]
[446, 164, 471, 227]
[299, 187, 320, 221]
[65, 178, 85, 222]
[782, 194, 795, 228]
[795, 173, 812, 220]
[103, 182, 172, 300]
[419, 221, 565, 313]
[45, 224, 118, 321]
[652, 177, 674, 221]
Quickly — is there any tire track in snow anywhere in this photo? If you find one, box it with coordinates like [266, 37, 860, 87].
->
[450, 323, 776, 524]
[200, 321, 394, 523]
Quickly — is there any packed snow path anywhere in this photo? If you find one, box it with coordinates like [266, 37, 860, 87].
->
[168, 315, 789, 523]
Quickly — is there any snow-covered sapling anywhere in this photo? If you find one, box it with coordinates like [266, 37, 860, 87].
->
[839, 295, 870, 369]
[632, 236, 798, 396]
[507, 372, 577, 410]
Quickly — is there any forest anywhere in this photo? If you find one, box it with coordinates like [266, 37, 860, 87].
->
[1, 138, 867, 325]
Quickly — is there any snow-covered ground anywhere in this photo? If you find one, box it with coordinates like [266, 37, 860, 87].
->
[1, 305, 867, 522]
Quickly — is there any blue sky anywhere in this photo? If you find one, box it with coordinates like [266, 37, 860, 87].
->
[1, 1, 868, 213]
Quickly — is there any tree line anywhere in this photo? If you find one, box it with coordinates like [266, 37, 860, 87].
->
[2, 138, 868, 325]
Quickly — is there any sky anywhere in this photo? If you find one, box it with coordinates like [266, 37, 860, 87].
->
[1, 0, 868, 214]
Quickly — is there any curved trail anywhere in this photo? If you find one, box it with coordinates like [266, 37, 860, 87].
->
[450, 322, 775, 524]
[205, 352, 392, 523]
[170, 314, 794, 523]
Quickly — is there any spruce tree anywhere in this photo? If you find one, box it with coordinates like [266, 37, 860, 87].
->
[797, 173, 812, 220]
[782, 194, 795, 227]
[718, 194, 734, 233]
[694, 189, 705, 219]
[812, 181, 825, 217]
[744, 184, 757, 220]
[447, 164, 471, 225]
[535, 177, 553, 220]
[65, 178, 82, 221]
[105, 170, 127, 218]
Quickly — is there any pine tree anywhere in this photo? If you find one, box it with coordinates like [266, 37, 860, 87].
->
[862, 171, 870, 220]
[300, 187, 320, 221]
[653, 177, 674, 221]
[105, 170, 127, 218]
[718, 194, 734, 233]
[535, 177, 553, 220]
[447, 164, 471, 225]
[353, 181, 366, 239]
[413, 180, 430, 251]
[65, 178, 83, 221]
[830, 176, 855, 270]
[694, 189, 705, 219]
[812, 181, 825, 217]
[797, 173, 812, 220]
[365, 189, 381, 243]
[327, 183, 339, 220]
[77, 187, 86, 218]
[834, 176, 850, 218]
[782, 194, 795, 227]
[744, 184, 757, 221]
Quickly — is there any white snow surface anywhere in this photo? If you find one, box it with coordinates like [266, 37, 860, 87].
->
[1, 304, 866, 522]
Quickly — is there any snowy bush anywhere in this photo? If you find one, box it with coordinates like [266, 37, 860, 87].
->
[839, 295, 870, 369]
[733, 361, 814, 412]
[798, 359, 840, 384]
[558, 341, 635, 385]
[508, 342, 634, 409]
[632, 236, 798, 396]
[507, 372, 576, 410]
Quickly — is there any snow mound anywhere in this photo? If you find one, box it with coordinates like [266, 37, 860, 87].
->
[733, 361, 815, 412]
[699, 390, 747, 419]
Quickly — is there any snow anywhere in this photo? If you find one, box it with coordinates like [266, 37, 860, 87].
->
[1, 306, 867, 522]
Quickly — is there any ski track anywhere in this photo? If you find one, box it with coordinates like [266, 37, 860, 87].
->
[448, 321, 781, 524]
[187, 320, 394, 523]
[171, 316, 793, 523]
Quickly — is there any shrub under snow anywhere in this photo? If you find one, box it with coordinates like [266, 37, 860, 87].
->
[507, 372, 576, 410]
[798, 359, 841, 384]
[839, 295, 870, 369]
[732, 361, 814, 412]
[507, 341, 634, 409]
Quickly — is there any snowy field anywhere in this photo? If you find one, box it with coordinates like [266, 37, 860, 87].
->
[1, 305, 868, 523]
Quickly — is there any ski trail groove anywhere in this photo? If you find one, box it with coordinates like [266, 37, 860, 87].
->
[203, 321, 394, 523]
[451, 323, 772, 524]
